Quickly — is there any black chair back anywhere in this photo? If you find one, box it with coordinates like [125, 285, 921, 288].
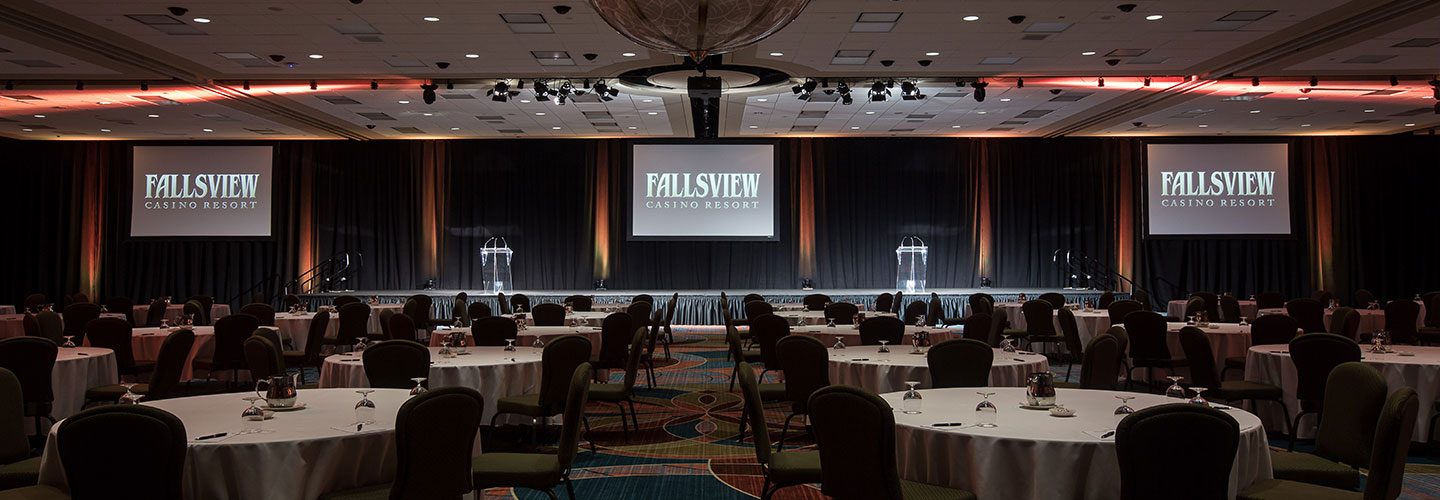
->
[496, 292, 511, 315]
[1177, 327, 1221, 389]
[62, 302, 102, 345]
[0, 337, 57, 410]
[451, 293, 469, 327]
[563, 295, 593, 312]
[927, 338, 993, 388]
[1314, 362, 1386, 470]
[148, 330, 195, 401]
[404, 295, 433, 332]
[1193, 292, 1221, 320]
[59, 405, 187, 500]
[243, 336, 283, 381]
[1353, 289, 1375, 308]
[210, 314, 259, 371]
[968, 293, 994, 317]
[1384, 300, 1420, 344]
[0, 368, 27, 464]
[36, 311, 63, 344]
[858, 316, 904, 346]
[776, 335, 830, 413]
[240, 303, 276, 327]
[332, 295, 361, 308]
[735, 361, 778, 465]
[1251, 314, 1300, 346]
[509, 293, 531, 313]
[1285, 298, 1327, 334]
[378, 309, 395, 340]
[284, 294, 303, 309]
[1123, 311, 1172, 362]
[1116, 403, 1239, 500]
[302, 310, 331, 361]
[926, 293, 943, 326]
[392, 387, 483, 498]
[387, 314, 417, 342]
[1038, 292, 1066, 309]
[468, 301, 493, 320]
[751, 314, 789, 370]
[802, 294, 831, 311]
[186, 295, 214, 316]
[874, 293, 894, 314]
[1078, 334, 1122, 389]
[557, 363, 594, 471]
[1290, 333, 1361, 406]
[537, 335, 592, 414]
[1219, 295, 1241, 323]
[362, 340, 430, 389]
[1366, 387, 1419, 500]
[1311, 290, 1335, 306]
[1183, 296, 1207, 319]
[1058, 307, 1084, 355]
[626, 301, 653, 333]
[1425, 292, 1440, 328]
[631, 294, 653, 306]
[901, 301, 927, 325]
[471, 316, 517, 346]
[1255, 291, 1286, 310]
[104, 296, 136, 326]
[962, 313, 991, 343]
[741, 293, 765, 304]
[891, 291, 904, 314]
[1020, 300, 1055, 335]
[144, 299, 167, 328]
[824, 302, 860, 325]
[1106, 325, 1130, 358]
[1329, 306, 1361, 341]
[182, 300, 208, 327]
[86, 317, 137, 373]
[596, 312, 635, 366]
[1097, 291, 1115, 309]
[532, 303, 566, 326]
[986, 312, 1009, 348]
[22, 313, 41, 338]
[1131, 289, 1152, 311]
[336, 302, 371, 346]
[808, 385, 904, 500]
[22, 294, 46, 312]
[744, 300, 774, 320]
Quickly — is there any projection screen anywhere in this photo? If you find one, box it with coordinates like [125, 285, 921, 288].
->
[630, 143, 776, 241]
[1145, 143, 1291, 236]
[131, 146, 274, 237]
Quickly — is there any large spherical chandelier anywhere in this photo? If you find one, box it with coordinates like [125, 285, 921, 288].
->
[589, 0, 811, 62]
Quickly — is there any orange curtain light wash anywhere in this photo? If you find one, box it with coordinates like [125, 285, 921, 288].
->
[418, 141, 448, 281]
[1302, 138, 1336, 292]
[796, 139, 816, 278]
[77, 143, 109, 299]
[969, 139, 993, 282]
[593, 141, 612, 280]
[1113, 140, 1136, 291]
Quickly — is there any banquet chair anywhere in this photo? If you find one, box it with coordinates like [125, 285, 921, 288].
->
[327, 302, 371, 352]
[625, 301, 652, 335]
[901, 301, 928, 326]
[1238, 386, 1417, 500]
[725, 323, 764, 391]
[283, 310, 331, 376]
[1418, 292, 1440, 344]
[1256, 291, 1287, 310]
[750, 314, 790, 384]
[85, 317, 152, 379]
[926, 339, 993, 388]
[807, 385, 977, 500]
[84, 330, 194, 406]
[563, 295, 592, 312]
[332, 295, 361, 308]
[1131, 289, 1153, 311]
[1270, 362, 1385, 490]
[471, 316, 517, 347]
[774, 334, 829, 452]
[891, 291, 904, 314]
[1221, 314, 1301, 380]
[1183, 296, 1208, 320]
[0, 368, 40, 491]
[474, 363, 593, 500]
[1006, 300, 1063, 354]
[143, 299, 167, 328]
[968, 293, 994, 317]
[0, 337, 57, 438]
[1124, 311, 1186, 391]
[320, 387, 484, 500]
[0, 405, 187, 500]
[186, 295, 214, 317]
[491, 335, 592, 446]
[242, 336, 284, 382]
[742, 293, 765, 304]
[736, 361, 822, 500]
[182, 300, 208, 327]
[653, 293, 680, 365]
[377, 309, 395, 341]
[1285, 298, 1327, 334]
[531, 303, 566, 327]
[61, 302, 101, 346]
[1311, 290, 1335, 306]
[824, 302, 859, 325]
[1383, 300, 1420, 345]
[875, 293, 894, 314]
[1178, 327, 1293, 438]
[1220, 295, 1242, 323]
[451, 292, 470, 327]
[986, 312, 1009, 348]
[467, 301, 493, 321]
[192, 313, 258, 387]
[21, 294, 45, 314]
[802, 294, 830, 311]
[20, 315, 40, 339]
[404, 295, 445, 335]
[926, 293, 945, 326]
[362, 340, 430, 389]
[249, 328, 283, 363]
[240, 303, 275, 327]
[1286, 333, 1362, 451]
[1193, 292, 1221, 321]
[590, 312, 635, 377]
[1329, 307, 1361, 342]
[1098, 291, 1115, 309]
[1116, 403, 1239, 500]
[1055, 333, 1122, 390]
[1058, 308, 1086, 377]
[631, 294, 653, 306]
[588, 327, 646, 441]
[510, 293, 532, 313]
[496, 292, 512, 315]
[284, 294, 303, 311]
[961, 313, 992, 344]
[1353, 289, 1375, 308]
[859, 316, 904, 346]
[103, 296, 135, 327]
[1104, 325, 1133, 380]
[1039, 292, 1067, 309]
[744, 300, 775, 321]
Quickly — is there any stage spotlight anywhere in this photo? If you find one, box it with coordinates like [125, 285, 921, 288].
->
[868, 80, 890, 102]
[371, 80, 378, 90]
[900, 80, 925, 100]
[841, 94, 853, 105]
[140, 81, 148, 91]
[309, 80, 317, 90]
[3, 81, 11, 91]
[1389, 76, 1399, 86]
[75, 81, 84, 91]
[533, 80, 551, 100]
[242, 80, 250, 90]
[487, 81, 519, 102]
[420, 83, 438, 104]
[1252, 77, 1260, 87]
[971, 81, 987, 102]
[802, 79, 818, 94]
[1098, 77, 1105, 87]
[1309, 76, 1318, 87]
[791, 83, 803, 95]
[1143, 77, 1151, 87]
[1431, 79, 1440, 100]
[592, 80, 619, 101]
[1016, 77, 1024, 89]
[446, 80, 454, 90]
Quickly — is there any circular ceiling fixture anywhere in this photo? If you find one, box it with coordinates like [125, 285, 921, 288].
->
[616, 61, 790, 95]
[589, 0, 811, 61]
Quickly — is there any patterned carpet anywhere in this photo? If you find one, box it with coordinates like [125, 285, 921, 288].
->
[474, 326, 1440, 500]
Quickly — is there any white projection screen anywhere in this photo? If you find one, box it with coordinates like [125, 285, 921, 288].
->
[131, 146, 274, 237]
[630, 143, 776, 241]
[1146, 143, 1291, 236]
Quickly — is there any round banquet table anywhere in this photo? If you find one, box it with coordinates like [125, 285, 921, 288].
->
[131, 326, 216, 381]
[427, 326, 603, 354]
[49, 347, 118, 424]
[133, 304, 231, 327]
[828, 347, 1049, 392]
[0, 314, 25, 339]
[789, 324, 959, 349]
[0, 305, 13, 315]
[318, 346, 542, 421]
[1244, 344, 1440, 442]
[1126, 322, 1259, 383]
[1167, 299, 1259, 321]
[774, 310, 897, 326]
[1256, 303, 1426, 335]
[502, 311, 610, 326]
[273, 311, 337, 353]
[36, 388, 473, 500]
[883, 387, 1272, 500]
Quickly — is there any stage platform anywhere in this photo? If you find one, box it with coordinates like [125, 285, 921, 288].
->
[300, 288, 1124, 326]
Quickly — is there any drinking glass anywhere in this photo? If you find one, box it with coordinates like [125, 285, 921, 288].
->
[532, 336, 545, 348]
[354, 390, 376, 425]
[1114, 395, 1136, 426]
[975, 392, 998, 428]
[826, 318, 837, 328]
[900, 381, 923, 414]
[159, 317, 170, 328]
[1164, 376, 1187, 399]
[916, 316, 926, 328]
[832, 338, 846, 350]
[1000, 335, 1016, 352]
[1187, 315, 1197, 326]
[1238, 316, 1249, 326]
[409, 377, 428, 396]
[61, 336, 76, 348]
[877, 339, 890, 353]
[118, 383, 142, 405]
[1188, 386, 1209, 407]
[504, 338, 517, 352]
[454, 335, 467, 354]
[241, 396, 264, 433]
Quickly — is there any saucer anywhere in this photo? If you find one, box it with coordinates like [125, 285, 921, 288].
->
[264, 403, 307, 412]
[1018, 403, 1057, 410]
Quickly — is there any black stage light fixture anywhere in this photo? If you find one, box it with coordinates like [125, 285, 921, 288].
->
[75, 81, 84, 91]
[3, 81, 11, 91]
[1143, 76, 1151, 87]
[971, 81, 987, 102]
[487, 81, 519, 102]
[446, 80, 454, 90]
[420, 83, 438, 104]
[533, 80, 551, 100]
[802, 79, 818, 94]
[841, 94, 853, 105]
[791, 83, 804, 94]
[1252, 77, 1260, 87]
[1389, 76, 1399, 86]
[1098, 77, 1105, 87]
[900, 80, 925, 100]
[370, 80, 378, 90]
[1016, 77, 1024, 88]
[140, 81, 149, 91]
[868, 80, 890, 101]
[309, 80, 317, 90]
[1309, 76, 1319, 87]
[592, 80, 619, 101]
[242, 80, 250, 90]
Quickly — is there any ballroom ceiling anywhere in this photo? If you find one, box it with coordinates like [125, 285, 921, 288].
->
[1, 0, 1436, 140]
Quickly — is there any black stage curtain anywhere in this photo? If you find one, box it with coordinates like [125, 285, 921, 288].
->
[307, 141, 422, 292]
[0, 139, 89, 305]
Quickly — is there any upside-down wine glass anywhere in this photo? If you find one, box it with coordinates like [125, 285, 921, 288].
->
[1188, 386, 1209, 407]
[409, 377, 428, 396]
[61, 336, 76, 348]
[118, 383, 142, 405]
[354, 390, 376, 425]
[975, 392, 998, 428]
[241, 396, 264, 433]
[900, 381, 923, 414]
[1165, 376, 1187, 399]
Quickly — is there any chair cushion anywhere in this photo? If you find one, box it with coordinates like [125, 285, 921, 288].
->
[0, 457, 41, 490]
[1237, 479, 1360, 500]
[84, 383, 149, 403]
[495, 394, 550, 418]
[1269, 451, 1360, 491]
[1053, 381, 1083, 389]
[899, 479, 979, 500]
[767, 450, 822, 486]
[316, 484, 391, 500]
[0, 485, 68, 500]
[587, 383, 628, 402]
[472, 453, 563, 491]
[1213, 380, 1283, 401]
[1224, 356, 1247, 368]
[759, 383, 786, 402]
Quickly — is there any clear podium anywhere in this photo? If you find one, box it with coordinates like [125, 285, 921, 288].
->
[480, 237, 513, 293]
[896, 236, 928, 293]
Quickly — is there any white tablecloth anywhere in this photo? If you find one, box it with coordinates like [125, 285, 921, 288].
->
[502, 311, 610, 327]
[0, 314, 25, 339]
[1126, 322, 1258, 383]
[1167, 300, 1259, 321]
[1257, 303, 1427, 335]
[50, 347, 118, 422]
[884, 387, 1271, 500]
[789, 325, 960, 349]
[38, 388, 475, 500]
[319, 346, 541, 421]
[0, 306, 14, 315]
[774, 310, 897, 326]
[428, 326, 603, 354]
[131, 327, 216, 382]
[829, 347, 1049, 392]
[273, 311, 337, 353]
[133, 304, 231, 326]
[1244, 344, 1439, 441]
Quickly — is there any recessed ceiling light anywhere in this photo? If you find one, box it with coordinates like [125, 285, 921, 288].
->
[465, 54, 479, 58]
[865, 111, 876, 115]
[32, 114, 44, 118]
[1081, 51, 1096, 56]
[423, 113, 433, 116]
[97, 101, 111, 105]
[398, 100, 410, 104]
[977, 111, 987, 114]
[749, 125, 759, 129]
[925, 51, 940, 56]
[951, 125, 961, 128]
[148, 114, 159, 118]
[642, 99, 653, 103]
[193, 17, 211, 23]
[1296, 97, 1309, 101]
[852, 126, 862, 129]
[423, 16, 440, 22]
[308, 54, 324, 59]
[647, 111, 658, 115]
[451, 127, 460, 130]
[551, 126, 561, 130]
[520, 99, 530, 103]
[1145, 15, 1164, 20]
[628, 126, 637, 129]
[962, 15, 980, 21]
[1301, 123, 1312, 127]
[202, 128, 213, 132]
[769, 52, 784, 56]
[21, 128, 32, 132]
[999, 98, 1011, 102]
[621, 52, 636, 57]
[100, 128, 111, 132]
[1249, 109, 1261, 113]
[535, 112, 545, 116]
[757, 98, 768, 102]
[1198, 124, 1209, 128]
[1363, 109, 1375, 113]
[1405, 123, 1415, 126]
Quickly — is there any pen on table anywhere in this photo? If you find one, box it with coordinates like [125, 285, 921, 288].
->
[932, 422, 965, 427]
[356, 423, 363, 432]
[77, 353, 90, 356]
[1100, 431, 1115, 439]
[850, 358, 869, 361]
[195, 432, 227, 441]
[1012, 358, 1025, 362]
